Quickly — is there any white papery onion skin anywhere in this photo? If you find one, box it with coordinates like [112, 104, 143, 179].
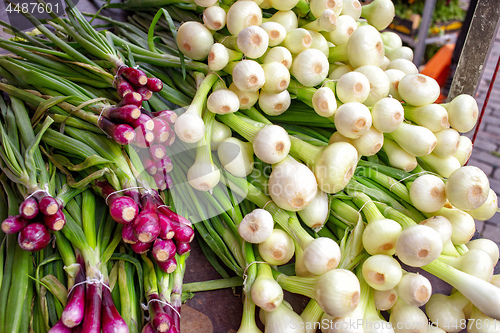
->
[435, 206, 476, 245]
[291, 48, 329, 87]
[226, 0, 263, 35]
[303, 237, 341, 275]
[389, 122, 437, 157]
[262, 46, 293, 69]
[324, 14, 357, 45]
[425, 293, 468, 333]
[362, 254, 403, 291]
[384, 69, 406, 101]
[336, 71, 371, 104]
[237, 25, 270, 59]
[176, 21, 214, 60]
[258, 229, 295, 265]
[373, 289, 398, 311]
[260, 21, 287, 46]
[298, 190, 329, 229]
[312, 86, 337, 117]
[444, 94, 479, 133]
[419, 154, 461, 178]
[211, 120, 232, 150]
[409, 174, 447, 213]
[395, 273, 432, 308]
[382, 138, 418, 172]
[315, 269, 361, 318]
[314, 142, 359, 194]
[261, 61, 291, 93]
[346, 25, 385, 68]
[390, 299, 429, 333]
[398, 74, 440, 107]
[207, 89, 240, 114]
[387, 59, 418, 75]
[395, 225, 443, 267]
[232, 60, 266, 92]
[466, 189, 499, 221]
[203, 6, 227, 31]
[217, 137, 254, 177]
[433, 128, 460, 157]
[453, 136, 473, 166]
[362, 218, 402, 256]
[228, 82, 259, 109]
[341, 0, 362, 20]
[334, 102, 372, 139]
[352, 127, 384, 156]
[268, 10, 299, 32]
[208, 43, 230, 71]
[445, 166, 490, 211]
[354, 65, 390, 106]
[238, 208, 274, 243]
[258, 90, 291, 115]
[253, 125, 291, 164]
[370, 97, 404, 133]
[269, 157, 318, 211]
[467, 238, 500, 268]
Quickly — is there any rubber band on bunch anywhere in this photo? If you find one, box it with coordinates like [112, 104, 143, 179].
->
[105, 187, 144, 205]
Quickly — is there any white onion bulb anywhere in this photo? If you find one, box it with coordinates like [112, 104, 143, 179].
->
[268, 157, 318, 211]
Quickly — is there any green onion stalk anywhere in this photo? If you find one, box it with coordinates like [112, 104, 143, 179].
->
[0, 95, 72, 253]
[0, 178, 33, 333]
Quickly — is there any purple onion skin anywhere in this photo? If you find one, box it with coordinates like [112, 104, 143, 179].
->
[43, 209, 66, 231]
[113, 124, 136, 146]
[123, 68, 148, 87]
[131, 114, 154, 130]
[1, 215, 29, 234]
[101, 287, 129, 333]
[141, 323, 156, 333]
[109, 196, 139, 224]
[133, 128, 155, 149]
[156, 157, 173, 174]
[153, 110, 177, 125]
[152, 311, 173, 333]
[81, 282, 102, 333]
[116, 77, 134, 98]
[152, 118, 170, 144]
[165, 174, 174, 190]
[156, 257, 177, 273]
[19, 198, 39, 219]
[158, 215, 175, 240]
[119, 92, 143, 107]
[146, 77, 164, 92]
[99, 118, 136, 145]
[38, 195, 59, 216]
[152, 238, 177, 262]
[136, 87, 153, 101]
[152, 173, 167, 191]
[122, 223, 138, 244]
[130, 241, 152, 254]
[61, 265, 85, 328]
[133, 211, 160, 243]
[18, 222, 51, 252]
[144, 158, 158, 175]
[149, 144, 167, 162]
[157, 207, 191, 228]
[102, 105, 142, 124]
[48, 319, 72, 333]
[173, 225, 194, 243]
[176, 242, 191, 256]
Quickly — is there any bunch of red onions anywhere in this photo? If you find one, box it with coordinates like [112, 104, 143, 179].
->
[1, 191, 65, 252]
[96, 182, 194, 273]
[98, 66, 166, 146]
[49, 261, 128, 333]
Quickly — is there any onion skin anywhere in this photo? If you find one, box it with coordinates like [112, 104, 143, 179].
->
[43, 209, 66, 231]
[133, 211, 161, 243]
[101, 287, 129, 333]
[152, 238, 177, 262]
[19, 197, 39, 219]
[1, 215, 29, 234]
[109, 197, 139, 224]
[48, 320, 73, 333]
[81, 281, 103, 333]
[61, 265, 86, 328]
[130, 241, 153, 254]
[18, 222, 51, 252]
